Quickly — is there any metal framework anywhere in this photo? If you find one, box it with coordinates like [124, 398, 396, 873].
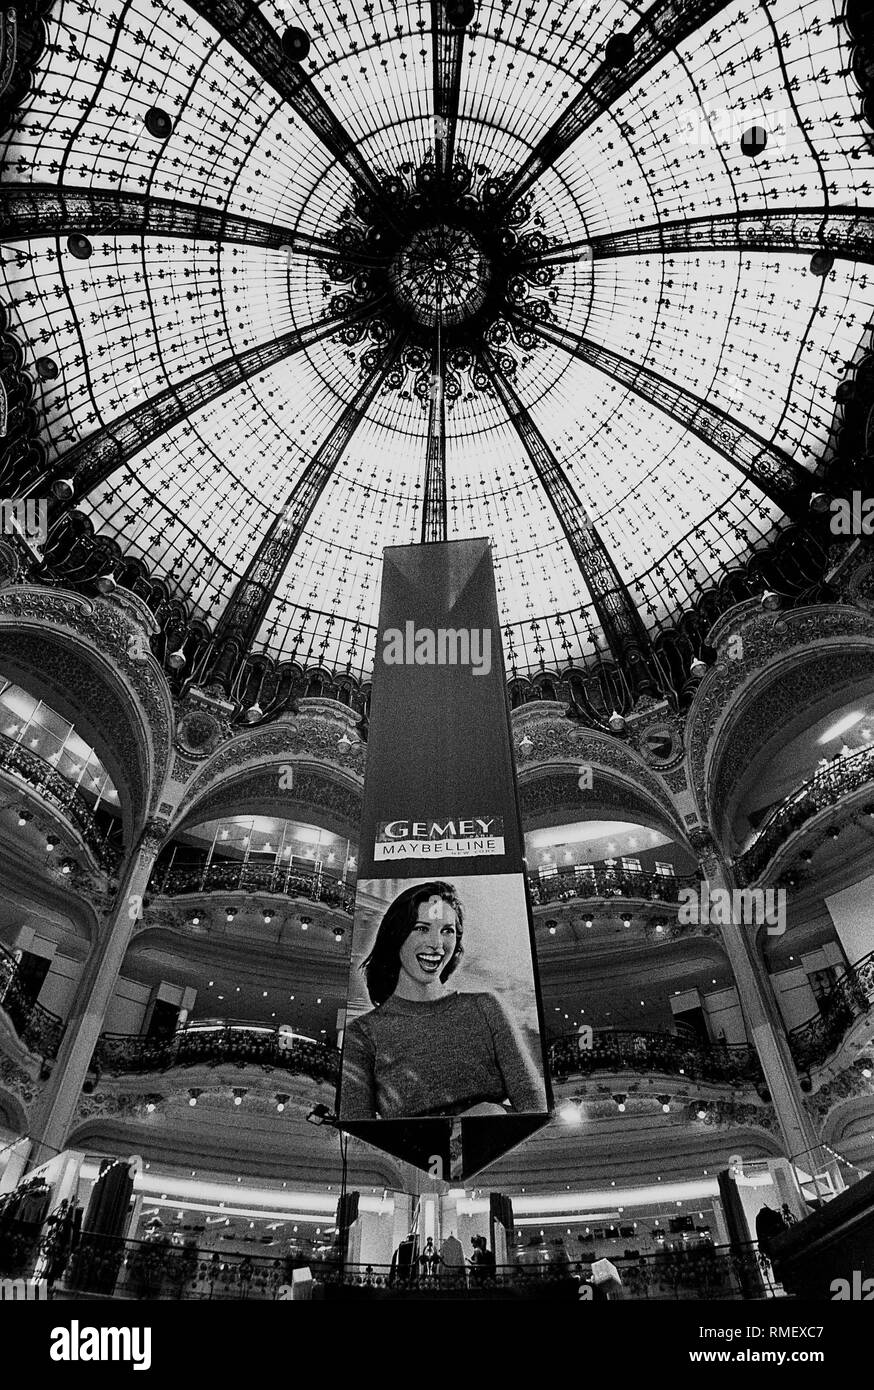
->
[421, 328, 448, 543]
[0, 185, 382, 265]
[520, 209, 874, 268]
[35, 296, 387, 502]
[481, 348, 652, 664]
[186, 0, 403, 233]
[215, 329, 407, 651]
[491, 0, 735, 213]
[512, 313, 816, 515]
[431, 1, 469, 183]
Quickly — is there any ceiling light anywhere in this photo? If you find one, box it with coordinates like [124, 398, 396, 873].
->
[51, 477, 74, 501]
[17, 809, 32, 826]
[558, 1102, 582, 1126]
[95, 573, 117, 595]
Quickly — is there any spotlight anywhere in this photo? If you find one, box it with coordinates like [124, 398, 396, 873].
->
[232, 1088, 247, 1106]
[17, 809, 32, 827]
[655, 920, 666, 933]
[622, 915, 632, 928]
[558, 1102, 583, 1126]
[446, 0, 477, 26]
[275, 1093, 290, 1113]
[282, 25, 311, 60]
[241, 701, 263, 724]
[809, 250, 835, 277]
[95, 573, 117, 595]
[759, 589, 781, 612]
[809, 491, 830, 513]
[60, 859, 75, 875]
[262, 908, 275, 923]
[697, 1106, 707, 1120]
[853, 1057, 873, 1078]
[188, 1089, 202, 1107]
[605, 31, 633, 65]
[188, 914, 201, 927]
[583, 916, 594, 929]
[336, 732, 353, 753]
[166, 646, 187, 672]
[518, 735, 534, 754]
[226, 907, 238, 922]
[36, 356, 60, 380]
[333, 926, 345, 942]
[607, 711, 626, 734]
[144, 106, 173, 139]
[827, 825, 841, 840]
[66, 233, 93, 259]
[657, 1095, 671, 1113]
[612, 1094, 627, 1113]
[689, 656, 708, 680]
[51, 477, 74, 502]
[300, 916, 311, 931]
[546, 919, 557, 935]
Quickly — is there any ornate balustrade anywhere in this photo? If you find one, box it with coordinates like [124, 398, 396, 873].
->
[736, 747, 874, 884]
[528, 867, 698, 907]
[0, 1229, 775, 1300]
[548, 1027, 764, 1087]
[787, 950, 874, 1071]
[152, 860, 356, 914]
[0, 941, 64, 1059]
[91, 1020, 340, 1084]
[0, 729, 122, 872]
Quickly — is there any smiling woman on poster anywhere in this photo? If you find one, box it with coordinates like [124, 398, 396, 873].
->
[339, 880, 544, 1120]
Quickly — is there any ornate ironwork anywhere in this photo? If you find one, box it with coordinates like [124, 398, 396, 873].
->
[787, 950, 874, 1070]
[514, 312, 815, 516]
[735, 746, 874, 884]
[528, 866, 697, 907]
[0, 942, 65, 1058]
[33, 296, 387, 505]
[91, 1022, 340, 1083]
[547, 1026, 764, 1087]
[0, 729, 122, 871]
[521, 209, 874, 268]
[482, 348, 657, 676]
[152, 860, 355, 914]
[491, 0, 737, 213]
[0, 185, 381, 267]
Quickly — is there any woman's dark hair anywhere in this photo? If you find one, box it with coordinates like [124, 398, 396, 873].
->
[361, 881, 465, 1006]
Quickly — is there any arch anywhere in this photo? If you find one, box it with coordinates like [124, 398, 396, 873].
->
[0, 586, 175, 838]
[686, 604, 874, 848]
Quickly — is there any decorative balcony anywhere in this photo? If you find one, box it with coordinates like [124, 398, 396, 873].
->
[0, 1233, 775, 1301]
[548, 1027, 764, 1088]
[528, 867, 698, 907]
[0, 943, 65, 1060]
[735, 746, 874, 884]
[787, 950, 874, 1071]
[91, 1020, 340, 1085]
[150, 861, 356, 915]
[0, 729, 122, 873]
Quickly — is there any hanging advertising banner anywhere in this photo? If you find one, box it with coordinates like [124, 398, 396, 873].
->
[337, 539, 551, 1179]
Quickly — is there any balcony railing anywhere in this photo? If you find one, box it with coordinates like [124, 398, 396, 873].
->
[787, 950, 874, 1071]
[548, 1027, 764, 1087]
[151, 861, 356, 914]
[0, 1232, 776, 1301]
[736, 746, 874, 884]
[91, 1021, 340, 1084]
[528, 867, 698, 907]
[0, 943, 64, 1059]
[0, 729, 122, 873]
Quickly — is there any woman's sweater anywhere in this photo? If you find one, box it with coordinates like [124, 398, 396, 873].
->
[339, 990, 545, 1119]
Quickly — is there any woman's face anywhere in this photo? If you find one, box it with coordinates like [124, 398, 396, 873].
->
[397, 896, 458, 991]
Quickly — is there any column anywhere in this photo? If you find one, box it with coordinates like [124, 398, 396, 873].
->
[26, 818, 169, 1167]
[691, 830, 834, 1183]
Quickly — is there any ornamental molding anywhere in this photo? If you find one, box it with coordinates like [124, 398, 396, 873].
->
[686, 604, 874, 839]
[173, 702, 364, 829]
[0, 1050, 37, 1112]
[804, 1064, 874, 1125]
[0, 585, 175, 824]
[513, 705, 689, 841]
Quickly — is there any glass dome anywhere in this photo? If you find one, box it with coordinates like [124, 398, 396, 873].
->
[2, 0, 871, 678]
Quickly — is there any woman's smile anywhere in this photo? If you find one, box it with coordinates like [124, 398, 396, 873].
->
[395, 896, 459, 997]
